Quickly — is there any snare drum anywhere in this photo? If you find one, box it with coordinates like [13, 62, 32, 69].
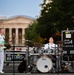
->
[36, 56, 53, 73]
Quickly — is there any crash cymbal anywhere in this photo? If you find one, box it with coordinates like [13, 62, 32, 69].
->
[57, 41, 64, 43]
[25, 40, 42, 47]
[33, 43, 42, 47]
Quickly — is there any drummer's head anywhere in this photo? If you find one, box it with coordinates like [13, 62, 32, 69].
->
[49, 37, 54, 43]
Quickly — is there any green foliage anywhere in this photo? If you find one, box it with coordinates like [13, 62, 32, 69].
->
[5, 32, 11, 49]
[25, 22, 40, 46]
[37, 0, 74, 39]
[5, 32, 9, 43]
[4, 43, 11, 49]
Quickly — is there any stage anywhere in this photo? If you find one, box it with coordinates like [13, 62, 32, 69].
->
[1, 62, 74, 75]
[3, 50, 74, 75]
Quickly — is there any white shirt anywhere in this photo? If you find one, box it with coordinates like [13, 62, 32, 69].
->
[44, 43, 57, 50]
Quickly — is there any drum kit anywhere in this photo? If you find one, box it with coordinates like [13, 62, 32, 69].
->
[23, 40, 62, 73]
[18, 40, 74, 73]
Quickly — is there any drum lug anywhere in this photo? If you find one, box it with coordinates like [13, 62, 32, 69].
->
[31, 65, 37, 73]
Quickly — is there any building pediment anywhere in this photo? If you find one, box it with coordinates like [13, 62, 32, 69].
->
[2, 16, 34, 24]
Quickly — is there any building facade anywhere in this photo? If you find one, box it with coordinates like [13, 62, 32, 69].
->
[0, 16, 34, 46]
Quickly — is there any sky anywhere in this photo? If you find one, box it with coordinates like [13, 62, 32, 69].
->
[0, 0, 43, 18]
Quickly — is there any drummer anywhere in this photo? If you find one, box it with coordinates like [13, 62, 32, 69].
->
[44, 37, 61, 72]
[44, 37, 57, 52]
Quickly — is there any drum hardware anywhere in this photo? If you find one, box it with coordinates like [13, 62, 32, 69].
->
[51, 45, 63, 72]
[18, 41, 63, 73]
[30, 63, 38, 73]
[12, 36, 16, 73]
[62, 55, 74, 73]
[29, 54, 39, 73]
[61, 62, 71, 73]
[42, 56, 46, 60]
[65, 56, 74, 72]
[36, 47, 62, 73]
[71, 61, 74, 69]
[26, 45, 30, 73]
[17, 40, 74, 73]
[64, 55, 72, 72]
[29, 52, 54, 73]
[36, 56, 53, 73]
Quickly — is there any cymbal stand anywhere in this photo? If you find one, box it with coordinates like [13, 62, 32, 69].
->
[12, 37, 15, 75]
[54, 45, 61, 73]
[26, 46, 29, 73]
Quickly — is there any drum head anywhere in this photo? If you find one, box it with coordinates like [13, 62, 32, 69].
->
[36, 56, 52, 73]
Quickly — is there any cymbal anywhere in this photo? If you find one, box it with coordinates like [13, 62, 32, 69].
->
[57, 41, 64, 43]
[25, 40, 42, 47]
[33, 43, 42, 47]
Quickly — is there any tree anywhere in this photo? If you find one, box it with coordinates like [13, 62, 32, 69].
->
[5, 32, 9, 43]
[5, 32, 11, 49]
[25, 22, 38, 41]
[37, 0, 74, 41]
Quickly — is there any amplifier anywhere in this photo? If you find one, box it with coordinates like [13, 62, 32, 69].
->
[63, 50, 74, 61]
[62, 30, 74, 61]
[5, 50, 26, 62]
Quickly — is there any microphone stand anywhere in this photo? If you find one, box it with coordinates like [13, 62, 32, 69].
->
[12, 37, 15, 75]
[26, 45, 29, 73]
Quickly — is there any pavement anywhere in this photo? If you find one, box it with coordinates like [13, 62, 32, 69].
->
[0, 73, 74, 75]
[1, 62, 74, 75]
[4, 62, 19, 73]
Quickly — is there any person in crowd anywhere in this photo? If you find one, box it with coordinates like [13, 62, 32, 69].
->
[0, 28, 5, 73]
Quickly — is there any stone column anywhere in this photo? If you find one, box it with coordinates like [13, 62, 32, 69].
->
[22, 28, 25, 45]
[4, 28, 6, 35]
[16, 28, 18, 45]
[9, 28, 12, 41]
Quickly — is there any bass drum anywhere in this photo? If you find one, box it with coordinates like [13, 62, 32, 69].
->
[36, 56, 53, 73]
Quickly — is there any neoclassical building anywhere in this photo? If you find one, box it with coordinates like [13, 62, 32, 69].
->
[0, 16, 34, 46]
